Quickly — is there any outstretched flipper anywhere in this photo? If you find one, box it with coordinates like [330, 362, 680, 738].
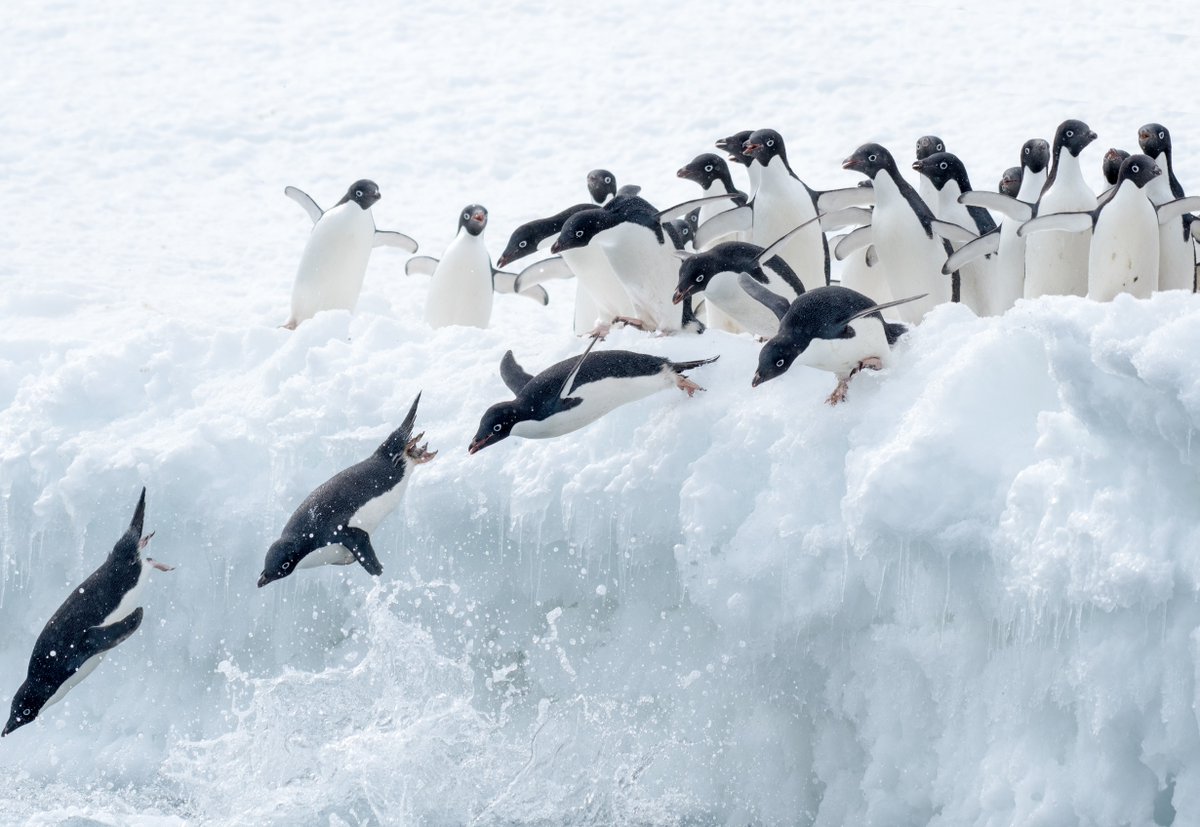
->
[500, 351, 534, 394]
[558, 336, 601, 400]
[512, 256, 575, 294]
[815, 185, 876, 211]
[373, 230, 419, 253]
[655, 194, 739, 222]
[840, 293, 929, 329]
[942, 228, 1001, 274]
[339, 527, 383, 577]
[405, 255, 440, 276]
[1017, 211, 1094, 238]
[71, 608, 145, 673]
[492, 271, 550, 305]
[818, 206, 872, 232]
[737, 273, 792, 321]
[834, 225, 872, 261]
[930, 219, 978, 244]
[284, 186, 324, 224]
[1157, 195, 1200, 225]
[958, 191, 1034, 222]
[693, 206, 753, 249]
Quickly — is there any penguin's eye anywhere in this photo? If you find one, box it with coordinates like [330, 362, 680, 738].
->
[463, 212, 470, 220]
[518, 240, 527, 248]
[697, 274, 705, 282]
[936, 143, 944, 151]
[1066, 130, 1074, 138]
[775, 359, 785, 368]
[22, 708, 30, 716]
[704, 164, 713, 172]
[493, 424, 502, 432]
[1024, 147, 1030, 154]
[355, 190, 363, 198]
[868, 154, 877, 162]
[682, 228, 690, 235]
[1131, 164, 1140, 173]
[604, 176, 612, 184]
[1158, 131, 1165, 139]
[766, 139, 775, 147]
[282, 561, 291, 570]
[575, 230, 583, 238]
[939, 162, 947, 170]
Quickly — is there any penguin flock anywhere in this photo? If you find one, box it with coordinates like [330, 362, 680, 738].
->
[6, 119, 1200, 737]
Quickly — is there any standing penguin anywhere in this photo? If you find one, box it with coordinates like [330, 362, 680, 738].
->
[914, 135, 947, 212]
[410, 206, 548, 329]
[716, 130, 757, 193]
[1138, 123, 1195, 291]
[587, 169, 640, 204]
[468, 339, 717, 452]
[1103, 149, 1131, 188]
[4, 489, 171, 736]
[1022, 119, 1098, 298]
[677, 153, 749, 250]
[258, 394, 436, 587]
[283, 180, 418, 329]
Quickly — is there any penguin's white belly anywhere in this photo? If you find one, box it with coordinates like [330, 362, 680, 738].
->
[870, 179, 949, 324]
[838, 246, 893, 305]
[511, 372, 673, 439]
[1088, 190, 1159, 301]
[561, 246, 636, 322]
[298, 544, 356, 569]
[749, 174, 821, 288]
[99, 561, 153, 627]
[599, 225, 682, 331]
[44, 653, 106, 710]
[796, 318, 891, 378]
[937, 190, 994, 316]
[705, 272, 780, 338]
[1024, 162, 1095, 298]
[991, 172, 1047, 313]
[697, 184, 743, 249]
[348, 477, 410, 533]
[425, 234, 493, 329]
[1147, 176, 1195, 291]
[291, 205, 375, 323]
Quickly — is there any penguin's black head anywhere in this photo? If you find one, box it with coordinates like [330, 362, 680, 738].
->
[752, 336, 802, 387]
[1102, 148, 1131, 186]
[742, 129, 787, 167]
[842, 143, 893, 179]
[458, 205, 488, 236]
[587, 169, 617, 204]
[1118, 154, 1161, 189]
[341, 179, 381, 210]
[1138, 123, 1171, 159]
[497, 221, 542, 268]
[911, 151, 966, 191]
[1054, 119, 1097, 157]
[915, 135, 946, 161]
[258, 539, 301, 588]
[999, 166, 1023, 198]
[1021, 138, 1051, 175]
[678, 153, 730, 189]
[673, 254, 721, 303]
[469, 402, 524, 454]
[664, 217, 693, 251]
[3, 681, 49, 737]
[716, 130, 754, 166]
[551, 209, 618, 254]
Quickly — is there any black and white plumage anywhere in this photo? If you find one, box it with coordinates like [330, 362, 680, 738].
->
[586, 169, 640, 205]
[914, 134, 947, 212]
[4, 489, 170, 737]
[999, 167, 1023, 198]
[1103, 149, 1131, 187]
[1138, 123, 1195, 292]
[258, 394, 436, 588]
[468, 339, 717, 453]
[751, 286, 923, 404]
[672, 241, 804, 338]
[677, 153, 749, 249]
[283, 180, 417, 329]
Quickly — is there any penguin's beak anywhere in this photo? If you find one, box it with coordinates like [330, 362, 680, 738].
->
[672, 285, 692, 305]
[911, 160, 923, 171]
[677, 167, 694, 180]
[468, 435, 492, 455]
[1154, 166, 1163, 176]
[842, 156, 861, 170]
[751, 372, 764, 388]
[549, 240, 563, 254]
[496, 253, 512, 268]
[1139, 130, 1150, 143]
[257, 573, 271, 588]
[742, 142, 760, 155]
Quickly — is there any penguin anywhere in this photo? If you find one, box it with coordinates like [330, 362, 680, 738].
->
[282, 180, 418, 329]
[4, 489, 170, 736]
[468, 338, 717, 453]
[1021, 119, 1098, 298]
[408, 205, 548, 329]
[716, 130, 757, 195]
[912, 151, 998, 314]
[1103, 149, 1131, 187]
[914, 135, 947, 212]
[1138, 123, 1195, 292]
[841, 143, 965, 323]
[1019, 155, 1200, 302]
[587, 169, 640, 204]
[677, 153, 749, 249]
[672, 240, 806, 338]
[999, 167, 1023, 198]
[258, 394, 436, 587]
[750, 287, 924, 404]
[952, 138, 1052, 313]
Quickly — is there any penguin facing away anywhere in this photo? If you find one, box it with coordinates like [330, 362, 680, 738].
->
[258, 394, 436, 587]
[283, 180, 418, 329]
[751, 287, 924, 404]
[468, 338, 718, 453]
[4, 488, 171, 736]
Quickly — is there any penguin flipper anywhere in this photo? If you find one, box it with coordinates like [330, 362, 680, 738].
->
[1157, 196, 1200, 226]
[656, 194, 738, 222]
[883, 321, 908, 346]
[558, 336, 601, 400]
[865, 245, 879, 267]
[340, 527, 382, 577]
[73, 608, 144, 671]
[930, 219, 978, 244]
[405, 255, 440, 276]
[942, 229, 1001, 274]
[617, 184, 642, 197]
[754, 214, 825, 264]
[737, 273, 791, 322]
[818, 206, 872, 232]
[284, 186, 324, 224]
[958, 190, 1033, 222]
[500, 351, 534, 394]
[513, 256, 575, 295]
[694, 206, 753, 248]
[843, 293, 930, 326]
[373, 230, 419, 253]
[815, 186, 876, 211]
[833, 225, 872, 261]
[493, 271, 550, 305]
[1016, 212, 1094, 238]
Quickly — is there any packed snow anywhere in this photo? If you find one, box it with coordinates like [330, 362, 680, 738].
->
[3, 1, 1200, 825]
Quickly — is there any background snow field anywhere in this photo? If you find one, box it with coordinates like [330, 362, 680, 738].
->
[3, 1, 1200, 824]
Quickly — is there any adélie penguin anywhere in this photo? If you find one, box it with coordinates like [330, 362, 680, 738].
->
[999, 167, 1024, 198]
[677, 153, 749, 249]
[4, 488, 171, 736]
[1138, 123, 1195, 291]
[408, 205, 549, 329]
[283, 180, 417, 329]
[914, 134, 946, 212]
[587, 169, 640, 204]
[672, 240, 806, 338]
[1103, 148, 1131, 188]
[258, 394, 436, 587]
[468, 338, 717, 453]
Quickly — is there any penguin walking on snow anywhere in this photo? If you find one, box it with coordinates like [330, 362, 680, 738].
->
[468, 338, 717, 453]
[408, 206, 549, 329]
[4, 489, 171, 736]
[283, 180, 418, 329]
[672, 240, 806, 338]
[258, 394, 436, 587]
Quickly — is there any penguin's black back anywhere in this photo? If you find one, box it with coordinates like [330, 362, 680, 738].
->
[278, 452, 407, 547]
[520, 351, 675, 401]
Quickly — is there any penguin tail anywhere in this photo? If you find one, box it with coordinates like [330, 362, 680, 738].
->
[670, 355, 719, 374]
[884, 322, 908, 346]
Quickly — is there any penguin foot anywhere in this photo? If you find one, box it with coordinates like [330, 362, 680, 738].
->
[405, 434, 438, 464]
[826, 378, 851, 406]
[612, 316, 648, 331]
[138, 531, 156, 550]
[675, 375, 706, 397]
[280, 319, 298, 331]
[586, 323, 612, 340]
[857, 357, 884, 372]
[148, 559, 175, 572]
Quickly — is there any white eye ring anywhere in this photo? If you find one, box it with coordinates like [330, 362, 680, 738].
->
[682, 228, 689, 235]
[1131, 164, 1140, 173]
[463, 212, 470, 220]
[355, 190, 363, 197]
[1066, 130, 1074, 138]
[493, 424, 502, 432]
[575, 230, 583, 238]
[697, 274, 705, 282]
[775, 359, 785, 368]
[282, 561, 291, 569]
[939, 162, 948, 170]
[1024, 147, 1030, 154]
[518, 240, 527, 248]
[604, 176, 612, 184]
[1158, 131, 1165, 139]
[704, 165, 713, 172]
[23, 708, 31, 716]
[868, 154, 877, 162]
[766, 139, 775, 147]
[936, 144, 943, 151]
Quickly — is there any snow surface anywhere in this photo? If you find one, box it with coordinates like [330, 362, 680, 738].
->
[3, 1, 1200, 824]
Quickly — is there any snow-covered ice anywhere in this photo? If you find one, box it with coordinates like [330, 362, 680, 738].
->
[3, 1, 1200, 824]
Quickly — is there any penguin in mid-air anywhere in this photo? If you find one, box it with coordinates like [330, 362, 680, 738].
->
[4, 488, 171, 736]
[282, 180, 417, 329]
[1138, 123, 1195, 292]
[258, 394, 436, 587]
[407, 205, 549, 329]
[751, 287, 924, 404]
[468, 338, 717, 453]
